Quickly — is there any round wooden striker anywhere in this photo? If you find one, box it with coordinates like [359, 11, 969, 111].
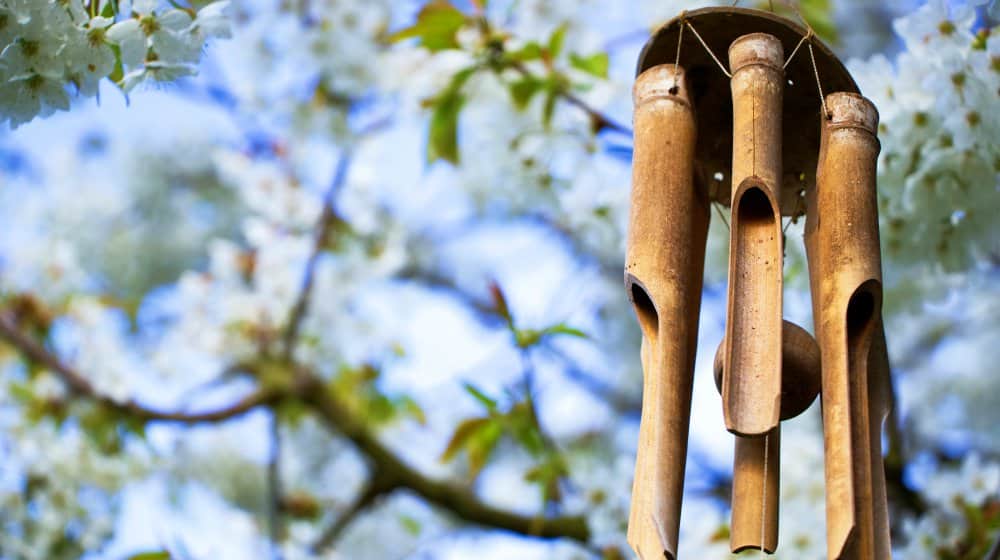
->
[636, 7, 859, 218]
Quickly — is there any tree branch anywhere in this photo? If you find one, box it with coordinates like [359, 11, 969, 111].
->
[294, 372, 590, 543]
[283, 149, 354, 358]
[1, 289, 583, 546]
[0, 312, 274, 425]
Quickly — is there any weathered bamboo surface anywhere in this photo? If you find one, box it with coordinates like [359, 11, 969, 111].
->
[723, 33, 785, 438]
[721, 33, 785, 555]
[805, 92, 891, 560]
[732, 427, 780, 553]
[625, 64, 710, 560]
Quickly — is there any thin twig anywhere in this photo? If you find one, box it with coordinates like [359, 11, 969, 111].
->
[0, 313, 274, 424]
[282, 150, 354, 359]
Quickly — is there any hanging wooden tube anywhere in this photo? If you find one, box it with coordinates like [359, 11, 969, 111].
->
[805, 92, 891, 560]
[722, 32, 785, 554]
[625, 64, 710, 560]
[722, 33, 784, 438]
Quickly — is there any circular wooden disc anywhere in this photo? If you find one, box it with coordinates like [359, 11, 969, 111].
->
[636, 8, 859, 217]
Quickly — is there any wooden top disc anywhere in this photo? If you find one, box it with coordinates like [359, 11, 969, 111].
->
[636, 7, 859, 217]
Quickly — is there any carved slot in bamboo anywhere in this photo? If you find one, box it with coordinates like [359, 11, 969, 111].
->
[805, 92, 892, 560]
[625, 64, 710, 560]
[723, 33, 784, 439]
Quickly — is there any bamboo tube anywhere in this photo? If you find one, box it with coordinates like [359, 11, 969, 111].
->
[723, 33, 784, 437]
[732, 428, 780, 553]
[804, 92, 891, 560]
[626, 64, 710, 560]
[723, 32, 785, 554]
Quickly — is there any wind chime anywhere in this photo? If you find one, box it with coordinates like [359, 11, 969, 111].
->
[625, 7, 892, 560]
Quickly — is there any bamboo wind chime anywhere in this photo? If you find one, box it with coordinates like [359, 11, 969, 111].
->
[625, 7, 892, 560]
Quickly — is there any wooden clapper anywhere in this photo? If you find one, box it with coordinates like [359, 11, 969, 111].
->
[624, 7, 893, 560]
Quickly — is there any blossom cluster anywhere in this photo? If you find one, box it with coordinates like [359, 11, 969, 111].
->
[849, 0, 999, 276]
[0, 0, 231, 127]
[0, 405, 149, 559]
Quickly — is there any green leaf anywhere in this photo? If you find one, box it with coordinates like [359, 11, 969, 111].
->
[465, 419, 502, 477]
[462, 382, 498, 411]
[440, 416, 491, 462]
[523, 453, 568, 505]
[541, 81, 559, 128]
[547, 23, 569, 59]
[506, 41, 543, 63]
[426, 67, 475, 163]
[507, 401, 545, 455]
[108, 44, 125, 86]
[514, 328, 541, 348]
[541, 323, 588, 339]
[398, 395, 427, 425]
[800, 0, 837, 44]
[390, 1, 466, 52]
[127, 552, 171, 560]
[8, 381, 33, 404]
[508, 76, 544, 110]
[100, 0, 118, 18]
[757, 0, 837, 44]
[569, 52, 609, 79]
[516, 323, 587, 348]
[399, 514, 422, 536]
[427, 92, 464, 163]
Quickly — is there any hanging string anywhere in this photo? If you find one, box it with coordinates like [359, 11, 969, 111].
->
[781, 1, 833, 118]
[713, 202, 731, 231]
[783, 28, 811, 69]
[684, 20, 731, 78]
[672, 12, 685, 91]
[807, 42, 831, 119]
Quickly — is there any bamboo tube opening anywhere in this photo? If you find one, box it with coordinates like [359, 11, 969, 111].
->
[629, 282, 659, 342]
[843, 280, 880, 559]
